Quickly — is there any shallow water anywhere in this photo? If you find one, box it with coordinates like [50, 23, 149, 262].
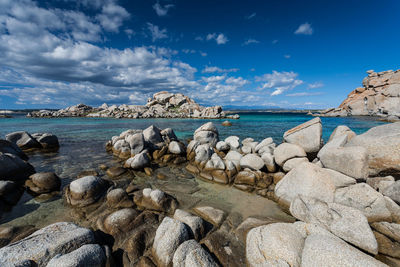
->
[0, 113, 387, 228]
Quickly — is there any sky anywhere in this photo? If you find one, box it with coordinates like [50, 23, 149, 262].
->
[0, 0, 399, 109]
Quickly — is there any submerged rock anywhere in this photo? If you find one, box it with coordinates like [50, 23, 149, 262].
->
[26, 172, 61, 194]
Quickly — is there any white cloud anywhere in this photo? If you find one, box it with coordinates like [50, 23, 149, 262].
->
[96, 2, 130, 32]
[206, 33, 228, 44]
[308, 82, 324, 89]
[284, 54, 291, 59]
[256, 71, 303, 96]
[294, 22, 313, 35]
[243, 38, 259, 45]
[246, 13, 256, 20]
[152, 2, 174, 16]
[147, 23, 168, 41]
[202, 66, 239, 73]
[286, 92, 322, 97]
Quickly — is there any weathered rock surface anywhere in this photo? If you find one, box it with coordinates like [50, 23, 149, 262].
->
[194, 122, 219, 146]
[152, 217, 191, 267]
[46, 244, 108, 267]
[193, 206, 225, 226]
[283, 117, 323, 153]
[290, 195, 378, 254]
[321, 69, 400, 118]
[26, 172, 61, 194]
[246, 223, 304, 267]
[0, 152, 35, 182]
[0, 140, 28, 160]
[173, 209, 207, 241]
[239, 154, 264, 170]
[173, 240, 219, 267]
[274, 143, 307, 166]
[275, 162, 356, 207]
[6, 131, 59, 150]
[0, 222, 96, 266]
[380, 180, 400, 204]
[65, 176, 109, 207]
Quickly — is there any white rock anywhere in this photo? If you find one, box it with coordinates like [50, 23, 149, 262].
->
[274, 143, 307, 166]
[282, 157, 309, 172]
[239, 154, 264, 170]
[169, 141, 185, 154]
[173, 240, 218, 267]
[283, 117, 322, 153]
[225, 136, 240, 150]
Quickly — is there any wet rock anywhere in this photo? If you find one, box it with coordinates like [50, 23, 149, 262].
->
[173, 209, 207, 241]
[234, 170, 256, 186]
[106, 188, 133, 208]
[275, 162, 356, 207]
[319, 146, 369, 179]
[221, 121, 232, 126]
[173, 240, 219, 267]
[239, 154, 264, 170]
[193, 206, 224, 226]
[290, 195, 378, 254]
[380, 180, 400, 205]
[0, 180, 23, 205]
[46, 244, 108, 267]
[125, 151, 150, 170]
[0, 152, 35, 182]
[202, 229, 245, 267]
[246, 223, 304, 267]
[32, 133, 59, 149]
[5, 131, 41, 150]
[283, 117, 322, 153]
[152, 217, 191, 267]
[76, 169, 98, 178]
[0, 222, 96, 266]
[194, 122, 219, 146]
[301, 233, 387, 267]
[211, 170, 229, 184]
[168, 141, 185, 154]
[273, 143, 307, 166]
[103, 208, 139, 235]
[0, 140, 28, 160]
[65, 176, 109, 207]
[26, 172, 61, 194]
[134, 188, 178, 213]
[106, 166, 126, 178]
[334, 183, 392, 222]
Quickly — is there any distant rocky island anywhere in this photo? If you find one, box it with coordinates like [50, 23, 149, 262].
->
[318, 69, 400, 120]
[27, 91, 239, 119]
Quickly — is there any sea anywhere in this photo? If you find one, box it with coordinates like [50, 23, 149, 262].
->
[0, 113, 387, 228]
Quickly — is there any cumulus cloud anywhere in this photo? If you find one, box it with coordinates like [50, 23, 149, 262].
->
[294, 22, 313, 35]
[243, 38, 259, 45]
[256, 71, 303, 96]
[202, 66, 239, 73]
[152, 2, 174, 16]
[147, 23, 168, 41]
[96, 2, 130, 32]
[0, 0, 201, 107]
[206, 33, 228, 44]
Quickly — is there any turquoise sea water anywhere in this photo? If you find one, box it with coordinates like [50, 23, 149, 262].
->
[0, 113, 387, 226]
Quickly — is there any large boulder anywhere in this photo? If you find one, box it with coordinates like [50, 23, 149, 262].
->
[143, 125, 163, 149]
[225, 136, 240, 150]
[125, 151, 150, 170]
[274, 143, 307, 166]
[152, 217, 191, 267]
[283, 117, 322, 153]
[246, 223, 305, 267]
[319, 146, 369, 179]
[31, 133, 59, 149]
[25, 172, 61, 194]
[5, 131, 41, 150]
[301, 233, 387, 267]
[173, 240, 219, 267]
[46, 244, 109, 267]
[334, 183, 392, 222]
[194, 122, 219, 147]
[65, 176, 109, 207]
[345, 122, 400, 175]
[173, 209, 207, 241]
[0, 140, 28, 160]
[275, 162, 356, 207]
[0, 152, 35, 182]
[380, 180, 400, 204]
[0, 222, 96, 266]
[290, 195, 378, 254]
[126, 132, 145, 155]
[239, 154, 264, 170]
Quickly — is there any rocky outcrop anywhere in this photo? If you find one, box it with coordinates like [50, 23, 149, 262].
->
[25, 172, 61, 195]
[28, 91, 234, 119]
[6, 131, 59, 151]
[320, 69, 400, 118]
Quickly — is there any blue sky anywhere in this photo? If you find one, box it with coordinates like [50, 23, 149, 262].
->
[0, 0, 399, 109]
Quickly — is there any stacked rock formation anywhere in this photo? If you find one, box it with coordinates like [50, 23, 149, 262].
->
[28, 91, 235, 119]
[320, 69, 400, 119]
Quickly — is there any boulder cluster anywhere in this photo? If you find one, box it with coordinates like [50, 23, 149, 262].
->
[1, 118, 400, 266]
[0, 131, 61, 219]
[320, 69, 400, 119]
[27, 91, 238, 119]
